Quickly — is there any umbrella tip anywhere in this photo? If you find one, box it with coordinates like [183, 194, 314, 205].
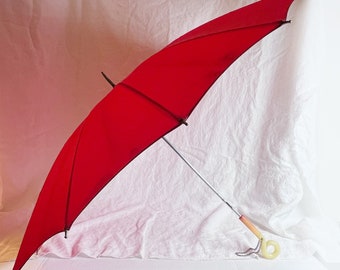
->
[281, 20, 291, 25]
[101, 72, 116, 88]
[180, 118, 188, 126]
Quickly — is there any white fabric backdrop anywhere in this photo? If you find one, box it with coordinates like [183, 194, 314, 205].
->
[1, 0, 339, 264]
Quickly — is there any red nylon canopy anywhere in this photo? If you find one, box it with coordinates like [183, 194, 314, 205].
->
[13, 1, 294, 269]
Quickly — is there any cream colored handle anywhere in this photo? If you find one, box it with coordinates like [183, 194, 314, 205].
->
[239, 215, 280, 259]
[260, 238, 280, 259]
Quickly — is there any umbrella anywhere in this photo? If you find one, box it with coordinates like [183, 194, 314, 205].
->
[13, 0, 294, 269]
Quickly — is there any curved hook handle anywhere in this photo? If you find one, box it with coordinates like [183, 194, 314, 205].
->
[239, 215, 280, 259]
[260, 238, 280, 259]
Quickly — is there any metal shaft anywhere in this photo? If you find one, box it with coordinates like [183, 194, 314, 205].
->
[100, 72, 241, 218]
[162, 137, 241, 217]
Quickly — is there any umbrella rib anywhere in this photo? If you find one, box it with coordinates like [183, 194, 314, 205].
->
[64, 122, 86, 237]
[120, 82, 188, 126]
[101, 72, 187, 126]
[168, 20, 291, 49]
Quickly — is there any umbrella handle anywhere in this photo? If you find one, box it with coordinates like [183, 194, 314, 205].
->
[239, 215, 280, 259]
[260, 238, 280, 259]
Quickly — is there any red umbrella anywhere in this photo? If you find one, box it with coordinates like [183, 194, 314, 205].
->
[13, 0, 294, 269]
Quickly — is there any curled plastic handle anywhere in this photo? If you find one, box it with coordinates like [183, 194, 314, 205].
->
[260, 238, 280, 259]
[239, 215, 280, 259]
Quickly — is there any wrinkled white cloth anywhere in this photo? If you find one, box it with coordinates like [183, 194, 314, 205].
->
[1, 0, 339, 264]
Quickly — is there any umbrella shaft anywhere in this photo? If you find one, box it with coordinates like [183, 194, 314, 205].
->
[100, 72, 241, 218]
[162, 137, 241, 217]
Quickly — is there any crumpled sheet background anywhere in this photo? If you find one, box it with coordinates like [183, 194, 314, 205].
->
[1, 0, 339, 264]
